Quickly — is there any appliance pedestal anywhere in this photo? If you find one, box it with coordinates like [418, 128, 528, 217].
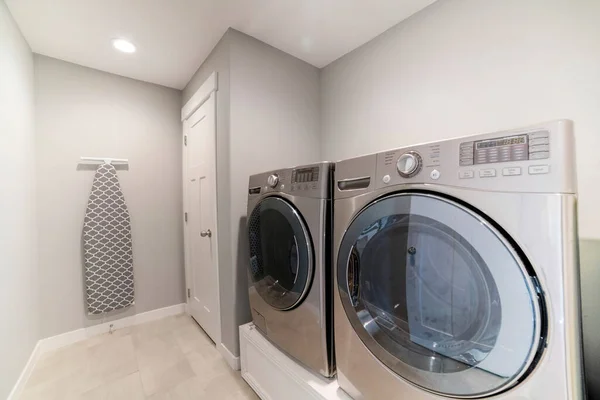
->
[239, 323, 349, 400]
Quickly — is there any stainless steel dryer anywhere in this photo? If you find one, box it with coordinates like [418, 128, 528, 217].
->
[247, 162, 334, 377]
[333, 120, 583, 399]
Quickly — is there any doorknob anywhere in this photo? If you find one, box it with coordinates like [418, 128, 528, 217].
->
[200, 229, 212, 238]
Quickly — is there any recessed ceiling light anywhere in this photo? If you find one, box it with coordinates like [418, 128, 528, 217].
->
[112, 39, 136, 53]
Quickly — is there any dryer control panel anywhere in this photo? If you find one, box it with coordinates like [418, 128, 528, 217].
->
[248, 162, 332, 200]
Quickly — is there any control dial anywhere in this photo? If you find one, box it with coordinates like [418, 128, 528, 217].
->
[267, 174, 279, 188]
[396, 151, 423, 178]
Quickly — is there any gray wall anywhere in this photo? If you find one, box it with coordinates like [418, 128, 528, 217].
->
[580, 239, 600, 399]
[182, 29, 320, 357]
[228, 29, 321, 355]
[35, 55, 185, 338]
[0, 2, 39, 397]
[320, 0, 600, 239]
[183, 31, 234, 357]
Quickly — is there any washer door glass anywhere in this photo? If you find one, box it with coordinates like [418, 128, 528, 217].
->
[248, 196, 313, 311]
[337, 193, 543, 397]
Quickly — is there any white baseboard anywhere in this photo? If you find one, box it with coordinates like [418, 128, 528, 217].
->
[8, 303, 186, 399]
[219, 342, 241, 371]
[7, 341, 42, 400]
[39, 303, 185, 353]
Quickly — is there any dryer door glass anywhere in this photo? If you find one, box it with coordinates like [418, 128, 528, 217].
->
[248, 196, 313, 311]
[337, 192, 543, 398]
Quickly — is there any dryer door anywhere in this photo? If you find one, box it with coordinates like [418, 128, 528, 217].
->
[337, 192, 544, 398]
[248, 196, 314, 311]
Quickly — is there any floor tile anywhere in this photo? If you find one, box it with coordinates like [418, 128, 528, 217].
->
[146, 391, 172, 400]
[138, 357, 196, 396]
[19, 314, 259, 400]
[88, 334, 138, 384]
[80, 372, 145, 400]
[172, 319, 214, 354]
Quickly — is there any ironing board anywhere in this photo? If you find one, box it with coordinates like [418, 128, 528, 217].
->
[82, 163, 134, 315]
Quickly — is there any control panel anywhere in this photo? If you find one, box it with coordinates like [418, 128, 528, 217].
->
[357, 120, 577, 195]
[248, 162, 332, 200]
[460, 130, 549, 166]
[291, 166, 320, 192]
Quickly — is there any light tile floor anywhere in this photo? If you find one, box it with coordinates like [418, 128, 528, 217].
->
[20, 314, 259, 400]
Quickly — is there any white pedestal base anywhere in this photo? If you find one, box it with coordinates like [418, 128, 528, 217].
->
[239, 323, 351, 400]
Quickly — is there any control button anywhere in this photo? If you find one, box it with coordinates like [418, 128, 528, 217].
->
[479, 168, 496, 178]
[529, 165, 550, 175]
[382, 174, 391, 184]
[529, 144, 549, 152]
[459, 170, 474, 179]
[396, 151, 422, 178]
[459, 158, 474, 166]
[530, 137, 549, 146]
[502, 167, 522, 176]
[528, 131, 550, 140]
[267, 174, 279, 188]
[530, 152, 550, 160]
[430, 169, 440, 180]
[281, 184, 285, 189]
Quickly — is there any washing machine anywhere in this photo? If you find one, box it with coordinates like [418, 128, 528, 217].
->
[333, 120, 583, 399]
[247, 162, 335, 377]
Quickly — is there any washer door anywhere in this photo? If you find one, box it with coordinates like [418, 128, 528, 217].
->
[248, 196, 314, 311]
[337, 192, 543, 398]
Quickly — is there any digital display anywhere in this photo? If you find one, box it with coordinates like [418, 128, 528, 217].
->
[293, 167, 319, 183]
[476, 135, 527, 149]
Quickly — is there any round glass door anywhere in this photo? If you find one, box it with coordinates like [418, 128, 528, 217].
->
[337, 192, 544, 398]
[248, 196, 313, 311]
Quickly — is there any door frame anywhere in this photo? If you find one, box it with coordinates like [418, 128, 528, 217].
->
[181, 72, 221, 346]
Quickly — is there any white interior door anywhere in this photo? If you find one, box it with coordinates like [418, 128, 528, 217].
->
[184, 92, 219, 343]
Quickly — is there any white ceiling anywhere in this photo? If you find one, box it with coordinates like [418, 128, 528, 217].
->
[6, 0, 436, 89]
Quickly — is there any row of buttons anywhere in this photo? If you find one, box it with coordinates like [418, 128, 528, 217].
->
[528, 131, 550, 160]
[474, 143, 528, 164]
[291, 183, 318, 191]
[459, 141, 474, 166]
[459, 164, 550, 179]
[459, 130, 551, 166]
[382, 170, 442, 183]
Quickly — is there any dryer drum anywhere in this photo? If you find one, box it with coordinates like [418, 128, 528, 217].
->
[248, 196, 314, 311]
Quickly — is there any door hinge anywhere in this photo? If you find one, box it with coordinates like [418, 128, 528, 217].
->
[187, 288, 191, 298]
[184, 212, 188, 222]
[184, 135, 187, 146]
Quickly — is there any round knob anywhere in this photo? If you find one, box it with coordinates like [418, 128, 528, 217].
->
[267, 174, 279, 188]
[396, 151, 422, 178]
[200, 229, 212, 238]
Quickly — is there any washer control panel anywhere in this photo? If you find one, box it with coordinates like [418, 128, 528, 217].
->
[460, 130, 550, 166]
[366, 120, 575, 194]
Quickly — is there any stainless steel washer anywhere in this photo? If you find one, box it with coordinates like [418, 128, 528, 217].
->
[247, 162, 334, 377]
[333, 120, 583, 399]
